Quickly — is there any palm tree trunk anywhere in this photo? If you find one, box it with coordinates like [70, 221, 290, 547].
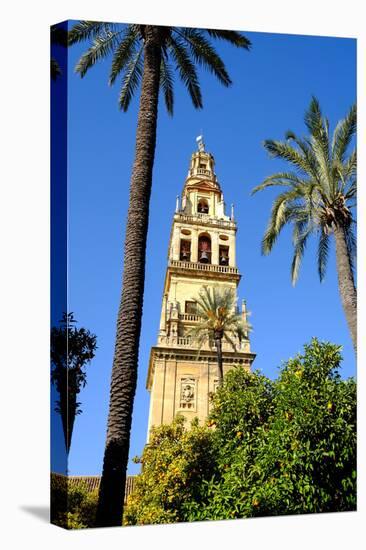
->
[96, 28, 162, 527]
[215, 336, 224, 386]
[333, 225, 357, 352]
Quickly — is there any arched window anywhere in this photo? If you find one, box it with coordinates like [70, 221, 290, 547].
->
[198, 234, 211, 264]
[180, 239, 191, 261]
[219, 245, 229, 265]
[197, 198, 209, 214]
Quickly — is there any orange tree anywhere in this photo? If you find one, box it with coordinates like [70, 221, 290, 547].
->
[125, 339, 356, 524]
[123, 416, 217, 525]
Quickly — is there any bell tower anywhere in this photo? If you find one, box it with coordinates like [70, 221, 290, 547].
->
[146, 139, 256, 434]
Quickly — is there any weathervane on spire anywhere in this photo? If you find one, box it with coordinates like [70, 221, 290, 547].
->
[196, 134, 205, 152]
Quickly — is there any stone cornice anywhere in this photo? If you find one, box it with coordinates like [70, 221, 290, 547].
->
[174, 212, 237, 231]
[146, 346, 256, 390]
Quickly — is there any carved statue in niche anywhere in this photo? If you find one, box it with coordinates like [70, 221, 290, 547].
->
[180, 377, 196, 409]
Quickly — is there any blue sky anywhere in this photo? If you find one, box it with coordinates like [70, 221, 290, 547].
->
[51, 25, 356, 475]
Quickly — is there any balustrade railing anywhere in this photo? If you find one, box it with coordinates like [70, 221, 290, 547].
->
[179, 313, 201, 322]
[175, 212, 235, 228]
[157, 335, 249, 352]
[196, 168, 211, 176]
[169, 259, 239, 275]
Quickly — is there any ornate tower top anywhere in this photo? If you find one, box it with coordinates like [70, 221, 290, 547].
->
[178, 142, 229, 222]
[183, 138, 221, 192]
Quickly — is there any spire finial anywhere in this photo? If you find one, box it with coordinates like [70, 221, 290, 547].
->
[196, 134, 205, 152]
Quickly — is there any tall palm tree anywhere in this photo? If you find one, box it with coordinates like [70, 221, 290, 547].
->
[252, 97, 356, 351]
[189, 286, 251, 386]
[68, 21, 251, 527]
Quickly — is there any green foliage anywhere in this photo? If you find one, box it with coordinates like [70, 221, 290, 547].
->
[51, 312, 97, 452]
[126, 339, 356, 525]
[191, 286, 251, 345]
[189, 285, 251, 384]
[51, 475, 98, 529]
[68, 22, 251, 114]
[252, 97, 356, 284]
[123, 416, 217, 525]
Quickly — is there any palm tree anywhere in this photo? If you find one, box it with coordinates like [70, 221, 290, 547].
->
[189, 286, 251, 386]
[252, 97, 357, 351]
[68, 21, 251, 527]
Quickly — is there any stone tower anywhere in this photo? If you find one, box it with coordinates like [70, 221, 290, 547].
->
[146, 138, 256, 434]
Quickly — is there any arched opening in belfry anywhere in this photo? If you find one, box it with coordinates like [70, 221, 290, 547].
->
[198, 233, 211, 264]
[219, 245, 229, 265]
[180, 239, 191, 261]
[197, 198, 209, 214]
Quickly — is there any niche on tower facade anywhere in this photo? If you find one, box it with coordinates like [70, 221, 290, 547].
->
[180, 233, 191, 261]
[219, 245, 229, 265]
[198, 233, 211, 263]
[197, 198, 209, 214]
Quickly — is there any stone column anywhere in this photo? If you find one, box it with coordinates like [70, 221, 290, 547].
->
[211, 231, 219, 265]
[229, 233, 236, 267]
[172, 224, 180, 261]
[191, 228, 198, 263]
[159, 294, 168, 337]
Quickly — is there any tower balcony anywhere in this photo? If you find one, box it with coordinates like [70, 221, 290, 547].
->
[178, 312, 201, 322]
[169, 259, 240, 278]
[157, 334, 251, 353]
[175, 212, 236, 230]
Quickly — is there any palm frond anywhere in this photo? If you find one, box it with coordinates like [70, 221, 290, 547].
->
[75, 31, 123, 78]
[167, 36, 202, 109]
[159, 56, 174, 115]
[252, 172, 308, 195]
[109, 26, 139, 85]
[195, 285, 214, 313]
[344, 179, 357, 201]
[223, 331, 238, 351]
[189, 286, 251, 354]
[331, 104, 356, 162]
[176, 28, 231, 86]
[291, 223, 311, 284]
[317, 230, 330, 282]
[205, 29, 251, 49]
[305, 97, 332, 191]
[285, 132, 321, 184]
[261, 191, 304, 255]
[68, 21, 117, 45]
[118, 46, 144, 111]
[263, 139, 315, 176]
[342, 149, 357, 181]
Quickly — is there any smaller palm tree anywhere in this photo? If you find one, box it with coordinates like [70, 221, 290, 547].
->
[252, 97, 357, 351]
[189, 286, 251, 386]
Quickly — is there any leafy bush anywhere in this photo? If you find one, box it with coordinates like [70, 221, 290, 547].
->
[125, 339, 356, 524]
[123, 416, 217, 525]
[51, 475, 98, 529]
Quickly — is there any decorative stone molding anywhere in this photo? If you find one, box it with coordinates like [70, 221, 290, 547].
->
[179, 377, 196, 410]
